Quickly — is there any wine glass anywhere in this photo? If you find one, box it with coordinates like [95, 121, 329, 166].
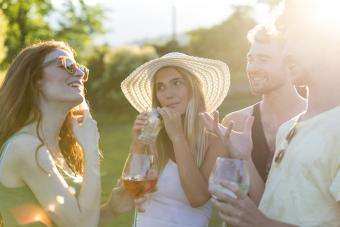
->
[209, 157, 250, 227]
[121, 152, 158, 226]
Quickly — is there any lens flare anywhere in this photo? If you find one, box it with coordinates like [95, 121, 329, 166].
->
[68, 186, 77, 195]
[10, 203, 52, 227]
[56, 196, 65, 205]
[47, 204, 56, 213]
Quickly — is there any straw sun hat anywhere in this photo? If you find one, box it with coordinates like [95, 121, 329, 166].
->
[121, 52, 230, 113]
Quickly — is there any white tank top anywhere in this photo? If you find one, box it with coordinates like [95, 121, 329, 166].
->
[135, 160, 212, 227]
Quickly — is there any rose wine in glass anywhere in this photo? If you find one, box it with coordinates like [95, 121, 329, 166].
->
[209, 157, 250, 227]
[122, 176, 157, 198]
[121, 152, 158, 226]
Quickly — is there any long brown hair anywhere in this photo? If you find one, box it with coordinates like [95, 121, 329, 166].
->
[0, 40, 84, 175]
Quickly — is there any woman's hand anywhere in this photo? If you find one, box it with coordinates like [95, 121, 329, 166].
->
[157, 107, 184, 143]
[72, 109, 100, 151]
[107, 180, 148, 215]
[131, 112, 148, 151]
[199, 111, 254, 160]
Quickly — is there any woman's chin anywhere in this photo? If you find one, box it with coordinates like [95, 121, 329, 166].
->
[68, 96, 84, 109]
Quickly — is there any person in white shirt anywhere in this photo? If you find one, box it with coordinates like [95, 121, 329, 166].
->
[202, 0, 340, 226]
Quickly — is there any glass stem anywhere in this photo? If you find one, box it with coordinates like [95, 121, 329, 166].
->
[133, 208, 137, 227]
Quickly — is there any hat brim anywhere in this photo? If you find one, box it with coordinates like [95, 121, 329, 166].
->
[121, 54, 230, 113]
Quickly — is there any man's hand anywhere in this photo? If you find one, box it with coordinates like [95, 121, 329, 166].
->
[199, 111, 254, 160]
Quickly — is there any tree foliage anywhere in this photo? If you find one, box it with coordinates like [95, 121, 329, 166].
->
[52, 0, 105, 57]
[187, 6, 256, 81]
[0, 10, 7, 64]
[152, 39, 185, 56]
[0, 2, 262, 112]
[86, 45, 158, 112]
[0, 0, 105, 66]
[0, 10, 7, 82]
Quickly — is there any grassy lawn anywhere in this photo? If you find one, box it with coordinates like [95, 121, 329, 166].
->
[95, 92, 259, 227]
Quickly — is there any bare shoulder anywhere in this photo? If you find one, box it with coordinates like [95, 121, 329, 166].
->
[1, 134, 52, 173]
[222, 105, 255, 131]
[4, 134, 42, 157]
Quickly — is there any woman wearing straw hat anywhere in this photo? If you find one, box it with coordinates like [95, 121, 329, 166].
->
[121, 52, 230, 227]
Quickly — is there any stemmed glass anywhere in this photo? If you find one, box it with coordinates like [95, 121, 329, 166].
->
[121, 152, 158, 227]
[209, 157, 250, 227]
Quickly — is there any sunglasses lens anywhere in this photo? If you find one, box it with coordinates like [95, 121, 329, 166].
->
[79, 65, 89, 81]
[59, 56, 89, 81]
[65, 58, 76, 74]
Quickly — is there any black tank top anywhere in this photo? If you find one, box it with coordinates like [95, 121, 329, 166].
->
[251, 103, 274, 182]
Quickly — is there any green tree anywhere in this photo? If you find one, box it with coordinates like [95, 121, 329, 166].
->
[187, 6, 256, 82]
[0, 0, 53, 66]
[152, 39, 185, 56]
[0, 0, 105, 66]
[53, 0, 105, 58]
[86, 45, 158, 113]
[0, 9, 7, 83]
[84, 44, 109, 108]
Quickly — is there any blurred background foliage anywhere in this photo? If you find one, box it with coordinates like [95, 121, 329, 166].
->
[0, 0, 276, 226]
[0, 9, 7, 84]
[0, 0, 275, 109]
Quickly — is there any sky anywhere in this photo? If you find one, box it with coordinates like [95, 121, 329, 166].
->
[77, 0, 271, 46]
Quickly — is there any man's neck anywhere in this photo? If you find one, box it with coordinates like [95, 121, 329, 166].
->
[304, 77, 340, 121]
[261, 83, 306, 120]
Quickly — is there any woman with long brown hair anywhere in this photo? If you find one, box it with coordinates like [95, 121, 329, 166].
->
[0, 40, 101, 227]
[0, 40, 130, 227]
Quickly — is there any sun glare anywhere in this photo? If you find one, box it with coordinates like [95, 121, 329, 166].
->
[11, 203, 52, 227]
[288, 0, 340, 30]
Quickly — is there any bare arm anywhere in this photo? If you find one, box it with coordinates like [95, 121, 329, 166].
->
[172, 134, 228, 207]
[6, 110, 102, 227]
[246, 160, 265, 205]
[9, 137, 101, 227]
[158, 108, 228, 207]
[171, 137, 210, 207]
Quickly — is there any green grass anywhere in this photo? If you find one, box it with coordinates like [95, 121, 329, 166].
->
[95, 92, 259, 227]
[96, 114, 135, 227]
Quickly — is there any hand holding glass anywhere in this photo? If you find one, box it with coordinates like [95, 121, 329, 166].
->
[122, 153, 158, 199]
[209, 157, 250, 227]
